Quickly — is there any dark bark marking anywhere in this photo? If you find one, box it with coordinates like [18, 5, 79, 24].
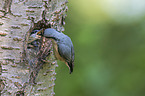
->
[3, 0, 13, 13]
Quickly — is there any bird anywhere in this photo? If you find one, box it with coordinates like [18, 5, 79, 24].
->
[42, 28, 75, 74]
[28, 28, 74, 73]
[28, 30, 41, 44]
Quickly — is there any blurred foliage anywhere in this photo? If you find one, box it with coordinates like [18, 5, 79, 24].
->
[55, 0, 145, 96]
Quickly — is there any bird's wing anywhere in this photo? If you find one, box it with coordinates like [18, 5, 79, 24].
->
[58, 43, 71, 62]
[58, 43, 74, 73]
[71, 45, 75, 62]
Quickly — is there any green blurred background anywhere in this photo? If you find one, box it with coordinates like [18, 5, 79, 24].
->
[55, 0, 145, 96]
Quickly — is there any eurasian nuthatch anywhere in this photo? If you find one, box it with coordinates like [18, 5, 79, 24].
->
[29, 28, 75, 74]
[43, 28, 74, 74]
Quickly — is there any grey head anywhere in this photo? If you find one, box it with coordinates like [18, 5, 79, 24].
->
[43, 28, 72, 45]
[43, 28, 61, 39]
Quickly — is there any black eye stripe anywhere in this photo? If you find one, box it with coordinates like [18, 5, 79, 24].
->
[48, 37, 57, 41]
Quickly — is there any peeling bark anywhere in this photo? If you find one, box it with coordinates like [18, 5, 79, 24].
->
[0, 0, 68, 95]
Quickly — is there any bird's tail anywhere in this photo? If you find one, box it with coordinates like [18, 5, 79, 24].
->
[67, 61, 74, 74]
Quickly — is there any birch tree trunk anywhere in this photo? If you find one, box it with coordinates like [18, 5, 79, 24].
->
[0, 0, 68, 95]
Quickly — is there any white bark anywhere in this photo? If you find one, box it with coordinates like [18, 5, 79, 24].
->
[0, 0, 68, 95]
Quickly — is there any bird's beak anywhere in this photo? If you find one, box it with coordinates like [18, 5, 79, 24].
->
[37, 29, 44, 35]
[36, 29, 44, 38]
